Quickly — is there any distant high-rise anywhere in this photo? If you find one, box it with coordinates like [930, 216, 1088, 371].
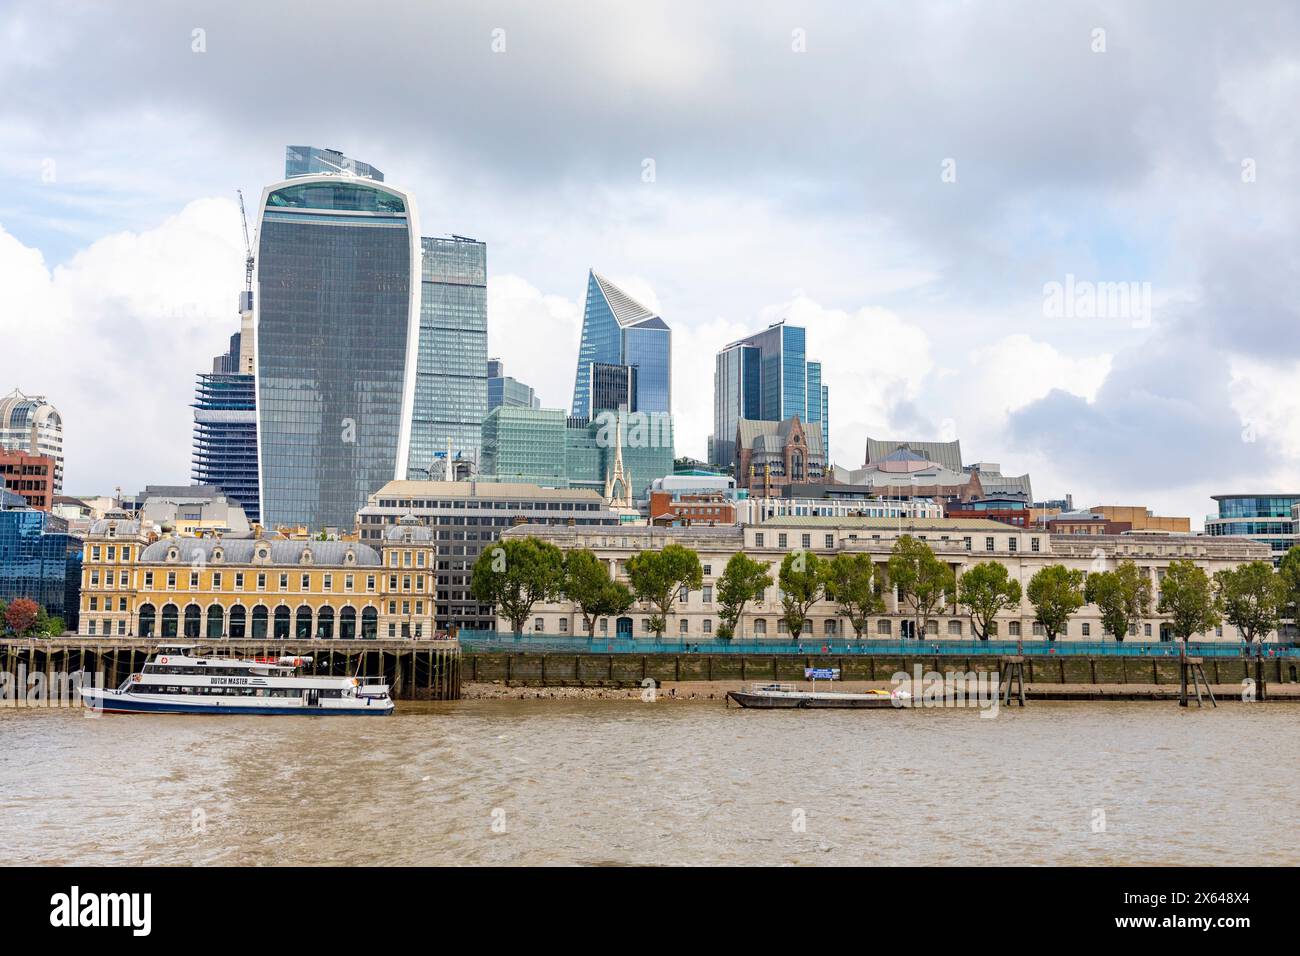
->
[711, 321, 829, 469]
[570, 271, 671, 418]
[254, 154, 420, 531]
[487, 358, 540, 411]
[192, 336, 260, 524]
[0, 389, 63, 494]
[405, 236, 488, 477]
[284, 145, 384, 182]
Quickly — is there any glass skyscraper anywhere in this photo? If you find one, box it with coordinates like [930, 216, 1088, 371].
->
[192, 355, 260, 525]
[711, 321, 830, 469]
[570, 271, 671, 418]
[284, 146, 385, 182]
[406, 236, 488, 477]
[254, 172, 421, 531]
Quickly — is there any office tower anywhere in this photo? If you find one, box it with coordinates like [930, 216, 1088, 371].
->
[284, 145, 384, 182]
[358, 480, 620, 633]
[479, 407, 569, 486]
[254, 156, 420, 531]
[0, 389, 64, 494]
[487, 358, 540, 410]
[478, 405, 675, 500]
[406, 236, 488, 478]
[590, 363, 637, 414]
[0, 492, 81, 628]
[570, 270, 671, 418]
[192, 334, 260, 524]
[711, 321, 830, 469]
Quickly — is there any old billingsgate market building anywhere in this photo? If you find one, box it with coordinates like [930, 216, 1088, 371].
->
[503, 516, 1275, 642]
[75, 516, 438, 640]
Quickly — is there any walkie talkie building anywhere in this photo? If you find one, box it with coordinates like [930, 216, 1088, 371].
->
[254, 173, 421, 531]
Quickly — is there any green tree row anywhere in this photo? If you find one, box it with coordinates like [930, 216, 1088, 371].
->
[468, 535, 1300, 643]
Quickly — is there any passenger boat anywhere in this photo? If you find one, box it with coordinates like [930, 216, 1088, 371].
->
[80, 644, 395, 716]
[726, 682, 913, 709]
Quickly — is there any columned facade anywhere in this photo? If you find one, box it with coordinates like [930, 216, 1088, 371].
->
[78, 520, 438, 640]
[499, 518, 1276, 643]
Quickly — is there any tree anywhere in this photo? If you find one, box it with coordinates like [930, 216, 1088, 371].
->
[824, 553, 885, 639]
[958, 561, 1023, 640]
[1084, 560, 1152, 642]
[1214, 561, 1283, 644]
[4, 598, 41, 638]
[469, 537, 566, 636]
[715, 552, 773, 640]
[562, 549, 634, 636]
[887, 535, 956, 640]
[778, 550, 826, 640]
[1278, 545, 1300, 638]
[1026, 565, 1085, 642]
[625, 543, 703, 639]
[1157, 560, 1221, 642]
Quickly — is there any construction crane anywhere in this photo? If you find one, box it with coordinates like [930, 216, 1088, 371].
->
[236, 189, 254, 292]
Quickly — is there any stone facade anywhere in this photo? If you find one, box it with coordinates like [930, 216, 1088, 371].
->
[495, 517, 1276, 643]
[77, 517, 438, 641]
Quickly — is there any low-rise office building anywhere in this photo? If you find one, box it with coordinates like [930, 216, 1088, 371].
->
[0, 490, 81, 628]
[1205, 494, 1300, 566]
[499, 516, 1273, 643]
[76, 516, 437, 640]
[357, 480, 622, 633]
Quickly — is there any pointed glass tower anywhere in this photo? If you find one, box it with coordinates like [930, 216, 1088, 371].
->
[570, 270, 671, 418]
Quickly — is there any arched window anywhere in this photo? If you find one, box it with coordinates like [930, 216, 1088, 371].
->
[206, 604, 225, 639]
[184, 604, 202, 639]
[361, 607, 378, 640]
[273, 606, 290, 640]
[314, 606, 334, 640]
[228, 605, 246, 639]
[753, 618, 767, 636]
[161, 603, 179, 638]
[138, 603, 156, 638]
[251, 605, 269, 639]
[339, 607, 357, 640]
[294, 605, 313, 641]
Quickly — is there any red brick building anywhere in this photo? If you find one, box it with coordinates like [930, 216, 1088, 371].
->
[736, 416, 826, 496]
[649, 491, 736, 526]
[0, 451, 56, 511]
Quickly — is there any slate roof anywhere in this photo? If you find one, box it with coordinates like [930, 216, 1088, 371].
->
[139, 538, 381, 566]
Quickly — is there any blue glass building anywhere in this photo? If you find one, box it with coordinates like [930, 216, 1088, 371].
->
[0, 497, 81, 628]
[711, 321, 830, 469]
[406, 237, 488, 477]
[570, 271, 671, 418]
[254, 173, 421, 531]
[285, 146, 384, 182]
[192, 334, 260, 524]
[1205, 494, 1300, 566]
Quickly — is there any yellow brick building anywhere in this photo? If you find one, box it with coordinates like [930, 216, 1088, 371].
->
[77, 516, 438, 640]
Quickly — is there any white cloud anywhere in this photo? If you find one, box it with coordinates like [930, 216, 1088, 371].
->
[485, 274, 582, 410]
[0, 198, 245, 493]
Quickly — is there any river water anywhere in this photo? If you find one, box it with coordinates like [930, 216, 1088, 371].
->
[1, 700, 1296, 866]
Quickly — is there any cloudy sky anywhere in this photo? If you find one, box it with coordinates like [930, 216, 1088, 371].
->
[3, 0, 1298, 527]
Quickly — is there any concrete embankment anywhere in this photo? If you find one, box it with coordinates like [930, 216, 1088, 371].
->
[462, 651, 1300, 701]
